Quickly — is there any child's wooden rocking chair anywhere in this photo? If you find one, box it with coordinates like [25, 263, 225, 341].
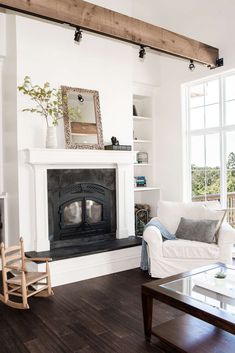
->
[0, 237, 54, 309]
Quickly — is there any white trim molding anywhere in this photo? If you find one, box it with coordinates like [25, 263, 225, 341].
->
[36, 246, 141, 287]
[24, 148, 135, 251]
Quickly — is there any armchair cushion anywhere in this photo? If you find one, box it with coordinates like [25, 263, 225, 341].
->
[218, 222, 235, 245]
[203, 208, 227, 240]
[162, 239, 220, 259]
[175, 217, 219, 243]
[157, 201, 226, 236]
[157, 201, 206, 234]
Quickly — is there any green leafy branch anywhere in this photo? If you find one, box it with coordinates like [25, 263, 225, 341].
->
[18, 76, 64, 127]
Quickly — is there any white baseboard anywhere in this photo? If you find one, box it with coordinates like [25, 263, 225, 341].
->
[37, 246, 141, 287]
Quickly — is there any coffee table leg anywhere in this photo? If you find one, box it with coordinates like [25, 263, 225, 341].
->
[142, 292, 153, 342]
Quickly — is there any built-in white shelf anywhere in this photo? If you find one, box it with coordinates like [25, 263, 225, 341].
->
[134, 187, 160, 192]
[133, 84, 160, 228]
[133, 116, 152, 121]
[133, 139, 152, 143]
[134, 163, 152, 167]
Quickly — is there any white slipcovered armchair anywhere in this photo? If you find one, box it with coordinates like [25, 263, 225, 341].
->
[143, 201, 235, 278]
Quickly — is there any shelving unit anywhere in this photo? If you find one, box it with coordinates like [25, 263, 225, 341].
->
[132, 84, 160, 222]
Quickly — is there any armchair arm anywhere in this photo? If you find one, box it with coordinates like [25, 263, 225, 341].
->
[218, 222, 235, 245]
[143, 217, 163, 257]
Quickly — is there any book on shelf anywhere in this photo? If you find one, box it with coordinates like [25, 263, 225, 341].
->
[104, 145, 131, 151]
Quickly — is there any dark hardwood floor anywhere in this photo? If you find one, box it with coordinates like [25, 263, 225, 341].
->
[0, 268, 182, 353]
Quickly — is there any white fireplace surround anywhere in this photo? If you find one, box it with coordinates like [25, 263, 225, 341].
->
[24, 148, 135, 252]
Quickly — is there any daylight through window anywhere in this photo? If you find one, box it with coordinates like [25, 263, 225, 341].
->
[187, 73, 235, 227]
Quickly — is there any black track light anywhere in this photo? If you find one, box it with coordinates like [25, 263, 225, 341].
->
[139, 45, 146, 59]
[74, 27, 82, 42]
[189, 59, 195, 71]
[77, 94, 84, 102]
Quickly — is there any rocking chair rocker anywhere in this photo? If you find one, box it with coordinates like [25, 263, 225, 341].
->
[0, 237, 54, 309]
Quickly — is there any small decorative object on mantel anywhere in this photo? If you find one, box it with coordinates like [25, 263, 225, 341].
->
[104, 136, 131, 151]
[18, 76, 64, 149]
[111, 136, 119, 146]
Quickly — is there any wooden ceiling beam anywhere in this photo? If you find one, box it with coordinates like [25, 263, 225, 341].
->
[0, 0, 220, 68]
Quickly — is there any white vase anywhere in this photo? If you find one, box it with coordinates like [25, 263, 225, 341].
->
[46, 126, 57, 148]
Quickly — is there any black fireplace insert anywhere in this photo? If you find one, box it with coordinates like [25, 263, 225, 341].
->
[48, 169, 116, 248]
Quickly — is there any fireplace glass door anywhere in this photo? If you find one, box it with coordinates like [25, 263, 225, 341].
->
[62, 199, 103, 228]
[64, 201, 82, 225]
[86, 200, 102, 223]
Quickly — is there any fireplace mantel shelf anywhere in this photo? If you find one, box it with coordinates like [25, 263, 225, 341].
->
[25, 148, 134, 166]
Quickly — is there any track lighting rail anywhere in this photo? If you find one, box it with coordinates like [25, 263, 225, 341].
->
[0, 0, 222, 68]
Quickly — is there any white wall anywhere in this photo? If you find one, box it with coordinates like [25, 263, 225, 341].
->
[2, 14, 19, 244]
[16, 18, 134, 148]
[0, 12, 6, 193]
[15, 12, 133, 250]
[133, 0, 235, 201]
[2, 0, 235, 247]
[0, 0, 162, 250]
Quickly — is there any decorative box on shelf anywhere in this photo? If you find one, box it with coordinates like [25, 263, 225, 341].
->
[134, 176, 146, 187]
[104, 145, 132, 151]
[137, 151, 148, 164]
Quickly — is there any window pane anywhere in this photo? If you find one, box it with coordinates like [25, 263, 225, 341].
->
[225, 100, 235, 126]
[205, 104, 219, 128]
[205, 79, 219, 105]
[188, 75, 235, 225]
[190, 107, 204, 130]
[225, 74, 235, 101]
[191, 135, 205, 167]
[226, 132, 235, 228]
[205, 168, 220, 197]
[189, 84, 204, 108]
[192, 168, 206, 199]
[205, 134, 220, 199]
[191, 136, 205, 200]
[206, 134, 220, 168]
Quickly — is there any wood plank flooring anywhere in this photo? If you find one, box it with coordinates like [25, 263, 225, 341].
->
[0, 269, 185, 353]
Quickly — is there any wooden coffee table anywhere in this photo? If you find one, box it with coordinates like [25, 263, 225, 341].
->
[142, 263, 235, 353]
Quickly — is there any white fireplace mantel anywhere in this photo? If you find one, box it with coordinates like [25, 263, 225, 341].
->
[26, 148, 135, 166]
[24, 148, 135, 252]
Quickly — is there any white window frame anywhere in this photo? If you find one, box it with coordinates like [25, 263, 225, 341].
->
[184, 70, 235, 209]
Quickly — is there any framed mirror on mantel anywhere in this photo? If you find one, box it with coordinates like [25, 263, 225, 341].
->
[61, 86, 104, 149]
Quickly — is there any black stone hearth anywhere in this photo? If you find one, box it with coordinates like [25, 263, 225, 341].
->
[26, 236, 142, 261]
[48, 169, 116, 249]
